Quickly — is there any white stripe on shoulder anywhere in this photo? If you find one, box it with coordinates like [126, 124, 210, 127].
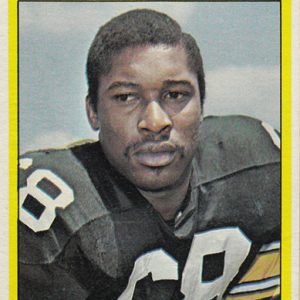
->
[260, 241, 280, 252]
[262, 122, 280, 149]
[229, 276, 280, 294]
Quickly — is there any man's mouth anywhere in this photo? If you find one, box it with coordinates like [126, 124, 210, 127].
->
[134, 151, 176, 167]
[132, 143, 178, 167]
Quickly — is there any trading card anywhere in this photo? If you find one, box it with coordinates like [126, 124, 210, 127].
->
[1, 1, 298, 299]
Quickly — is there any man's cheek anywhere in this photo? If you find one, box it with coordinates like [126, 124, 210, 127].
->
[100, 115, 125, 139]
[173, 102, 201, 128]
[173, 113, 201, 139]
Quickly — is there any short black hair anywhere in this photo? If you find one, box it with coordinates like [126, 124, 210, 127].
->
[86, 9, 205, 110]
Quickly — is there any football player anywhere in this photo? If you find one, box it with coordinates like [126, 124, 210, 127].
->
[19, 9, 280, 299]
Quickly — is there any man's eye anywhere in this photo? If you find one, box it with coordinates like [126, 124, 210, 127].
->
[113, 94, 137, 102]
[164, 91, 187, 101]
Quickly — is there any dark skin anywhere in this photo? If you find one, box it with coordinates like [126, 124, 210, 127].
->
[86, 44, 202, 220]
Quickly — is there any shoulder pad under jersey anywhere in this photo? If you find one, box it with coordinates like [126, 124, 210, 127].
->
[19, 144, 109, 264]
[196, 115, 280, 183]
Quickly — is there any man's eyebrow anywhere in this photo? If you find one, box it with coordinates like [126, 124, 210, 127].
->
[162, 80, 194, 89]
[107, 81, 139, 91]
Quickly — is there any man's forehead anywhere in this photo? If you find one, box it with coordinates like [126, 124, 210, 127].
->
[109, 44, 188, 67]
[100, 45, 197, 89]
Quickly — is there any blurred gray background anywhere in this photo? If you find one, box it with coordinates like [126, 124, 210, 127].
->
[19, 2, 280, 154]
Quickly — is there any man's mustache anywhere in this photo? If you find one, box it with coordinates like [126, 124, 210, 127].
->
[124, 139, 184, 158]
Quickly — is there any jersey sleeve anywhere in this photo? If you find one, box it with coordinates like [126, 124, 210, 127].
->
[18, 148, 116, 299]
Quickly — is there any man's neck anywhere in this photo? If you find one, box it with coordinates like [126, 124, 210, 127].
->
[138, 171, 192, 221]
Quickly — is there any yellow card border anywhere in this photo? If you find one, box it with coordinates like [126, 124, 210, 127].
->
[8, 1, 292, 299]
[8, 0, 18, 299]
[281, 1, 292, 299]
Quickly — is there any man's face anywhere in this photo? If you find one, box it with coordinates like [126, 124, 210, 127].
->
[87, 44, 202, 191]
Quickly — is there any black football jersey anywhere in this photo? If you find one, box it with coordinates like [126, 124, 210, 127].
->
[18, 116, 280, 300]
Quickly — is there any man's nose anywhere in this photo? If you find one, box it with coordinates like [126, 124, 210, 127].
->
[138, 101, 172, 134]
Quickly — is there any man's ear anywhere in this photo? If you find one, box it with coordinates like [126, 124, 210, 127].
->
[86, 96, 100, 130]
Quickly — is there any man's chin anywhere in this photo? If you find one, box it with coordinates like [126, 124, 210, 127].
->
[130, 169, 183, 192]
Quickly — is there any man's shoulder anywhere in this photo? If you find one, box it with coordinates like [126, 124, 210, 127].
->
[194, 115, 280, 242]
[19, 141, 111, 264]
[196, 115, 280, 183]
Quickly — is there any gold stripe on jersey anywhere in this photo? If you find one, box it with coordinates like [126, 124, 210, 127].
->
[239, 250, 280, 283]
[226, 286, 280, 300]
[226, 249, 280, 299]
